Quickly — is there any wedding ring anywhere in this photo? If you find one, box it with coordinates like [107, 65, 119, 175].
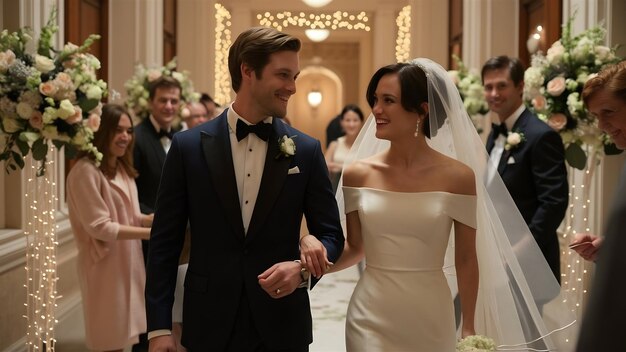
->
[275, 288, 281, 295]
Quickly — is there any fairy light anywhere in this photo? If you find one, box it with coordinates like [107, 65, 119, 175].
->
[256, 10, 370, 33]
[214, 3, 232, 106]
[395, 5, 411, 63]
[24, 144, 59, 351]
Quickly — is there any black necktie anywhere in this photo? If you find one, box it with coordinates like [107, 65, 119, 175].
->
[236, 119, 271, 142]
[492, 123, 508, 138]
[158, 129, 174, 140]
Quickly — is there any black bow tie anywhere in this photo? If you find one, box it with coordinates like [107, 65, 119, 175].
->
[236, 119, 271, 142]
[492, 123, 508, 138]
[158, 129, 174, 140]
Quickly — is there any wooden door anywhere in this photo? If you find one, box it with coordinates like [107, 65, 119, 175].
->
[519, 0, 562, 68]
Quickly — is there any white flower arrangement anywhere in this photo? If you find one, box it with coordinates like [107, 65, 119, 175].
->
[523, 13, 622, 169]
[0, 8, 106, 175]
[448, 55, 489, 133]
[277, 135, 296, 159]
[456, 335, 496, 352]
[124, 58, 200, 121]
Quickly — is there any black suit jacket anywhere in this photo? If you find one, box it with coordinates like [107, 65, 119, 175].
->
[576, 163, 626, 351]
[134, 118, 167, 214]
[487, 109, 568, 281]
[145, 111, 344, 350]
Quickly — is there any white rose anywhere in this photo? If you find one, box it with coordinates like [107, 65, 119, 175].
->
[85, 85, 103, 100]
[146, 69, 162, 82]
[2, 117, 22, 133]
[594, 46, 612, 61]
[57, 99, 75, 119]
[34, 55, 55, 73]
[280, 136, 296, 156]
[506, 132, 522, 146]
[547, 41, 565, 64]
[0, 49, 16, 73]
[172, 71, 184, 82]
[546, 77, 566, 96]
[16, 102, 34, 120]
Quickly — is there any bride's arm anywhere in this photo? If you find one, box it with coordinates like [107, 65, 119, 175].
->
[327, 211, 364, 272]
[455, 221, 478, 337]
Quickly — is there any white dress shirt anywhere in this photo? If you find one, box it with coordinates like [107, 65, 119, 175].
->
[487, 103, 525, 183]
[149, 115, 172, 154]
[227, 104, 272, 234]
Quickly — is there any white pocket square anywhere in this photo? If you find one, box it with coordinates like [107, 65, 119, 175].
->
[288, 166, 300, 175]
[507, 156, 516, 164]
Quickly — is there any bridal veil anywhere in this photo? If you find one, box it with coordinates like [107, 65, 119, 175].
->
[335, 58, 577, 350]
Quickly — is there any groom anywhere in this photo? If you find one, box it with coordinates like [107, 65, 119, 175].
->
[145, 27, 344, 351]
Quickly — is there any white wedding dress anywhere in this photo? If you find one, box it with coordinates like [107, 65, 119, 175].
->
[344, 187, 476, 351]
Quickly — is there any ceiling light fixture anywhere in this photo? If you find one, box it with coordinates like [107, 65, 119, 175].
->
[302, 0, 333, 8]
[305, 29, 330, 42]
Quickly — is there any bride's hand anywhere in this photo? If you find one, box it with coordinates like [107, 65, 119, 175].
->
[299, 234, 333, 278]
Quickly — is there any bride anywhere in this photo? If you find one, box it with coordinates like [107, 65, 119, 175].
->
[302, 58, 576, 351]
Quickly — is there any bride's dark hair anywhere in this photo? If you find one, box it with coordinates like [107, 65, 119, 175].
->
[365, 62, 446, 138]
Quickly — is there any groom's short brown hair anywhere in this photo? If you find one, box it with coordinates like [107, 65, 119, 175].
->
[228, 27, 301, 92]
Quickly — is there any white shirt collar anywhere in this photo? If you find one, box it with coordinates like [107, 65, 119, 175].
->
[501, 103, 526, 131]
[149, 115, 171, 133]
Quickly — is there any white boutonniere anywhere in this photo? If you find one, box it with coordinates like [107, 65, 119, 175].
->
[505, 131, 525, 151]
[277, 135, 297, 159]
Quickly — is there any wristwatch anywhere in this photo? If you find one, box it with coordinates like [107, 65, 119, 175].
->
[295, 260, 310, 288]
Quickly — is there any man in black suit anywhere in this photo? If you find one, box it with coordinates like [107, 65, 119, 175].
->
[145, 27, 344, 351]
[134, 76, 181, 216]
[483, 56, 568, 282]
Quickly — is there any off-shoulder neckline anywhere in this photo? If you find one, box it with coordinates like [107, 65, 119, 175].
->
[343, 186, 476, 198]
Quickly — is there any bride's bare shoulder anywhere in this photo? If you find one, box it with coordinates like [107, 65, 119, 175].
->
[343, 154, 386, 187]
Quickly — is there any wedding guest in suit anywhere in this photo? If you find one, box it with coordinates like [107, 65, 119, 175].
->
[324, 104, 365, 191]
[181, 101, 209, 130]
[483, 55, 568, 282]
[133, 75, 182, 352]
[570, 60, 626, 351]
[67, 104, 153, 352]
[145, 27, 344, 351]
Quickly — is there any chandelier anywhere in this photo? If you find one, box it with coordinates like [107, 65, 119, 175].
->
[302, 0, 333, 8]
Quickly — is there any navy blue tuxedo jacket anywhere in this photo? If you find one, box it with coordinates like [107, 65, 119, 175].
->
[486, 108, 568, 281]
[145, 111, 344, 350]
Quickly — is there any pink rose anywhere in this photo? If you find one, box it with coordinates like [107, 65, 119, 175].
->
[547, 113, 567, 131]
[66, 106, 83, 124]
[531, 95, 547, 112]
[85, 113, 101, 132]
[546, 77, 566, 96]
[39, 81, 58, 97]
[29, 111, 44, 130]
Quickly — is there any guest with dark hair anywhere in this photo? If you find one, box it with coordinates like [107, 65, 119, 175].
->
[200, 92, 221, 120]
[324, 104, 364, 191]
[67, 104, 152, 352]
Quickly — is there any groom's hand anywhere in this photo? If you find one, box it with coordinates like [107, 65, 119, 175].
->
[258, 261, 302, 298]
[149, 335, 177, 352]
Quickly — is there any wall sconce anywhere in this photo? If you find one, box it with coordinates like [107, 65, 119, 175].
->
[302, 0, 333, 8]
[305, 29, 330, 42]
[307, 89, 323, 108]
[526, 25, 543, 54]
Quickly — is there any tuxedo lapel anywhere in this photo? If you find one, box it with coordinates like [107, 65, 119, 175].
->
[144, 120, 167, 165]
[497, 110, 530, 175]
[245, 119, 292, 243]
[200, 115, 246, 241]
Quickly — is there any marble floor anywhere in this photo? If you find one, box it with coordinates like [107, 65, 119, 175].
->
[54, 266, 359, 352]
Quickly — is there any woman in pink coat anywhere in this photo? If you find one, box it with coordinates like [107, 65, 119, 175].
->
[67, 104, 152, 352]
